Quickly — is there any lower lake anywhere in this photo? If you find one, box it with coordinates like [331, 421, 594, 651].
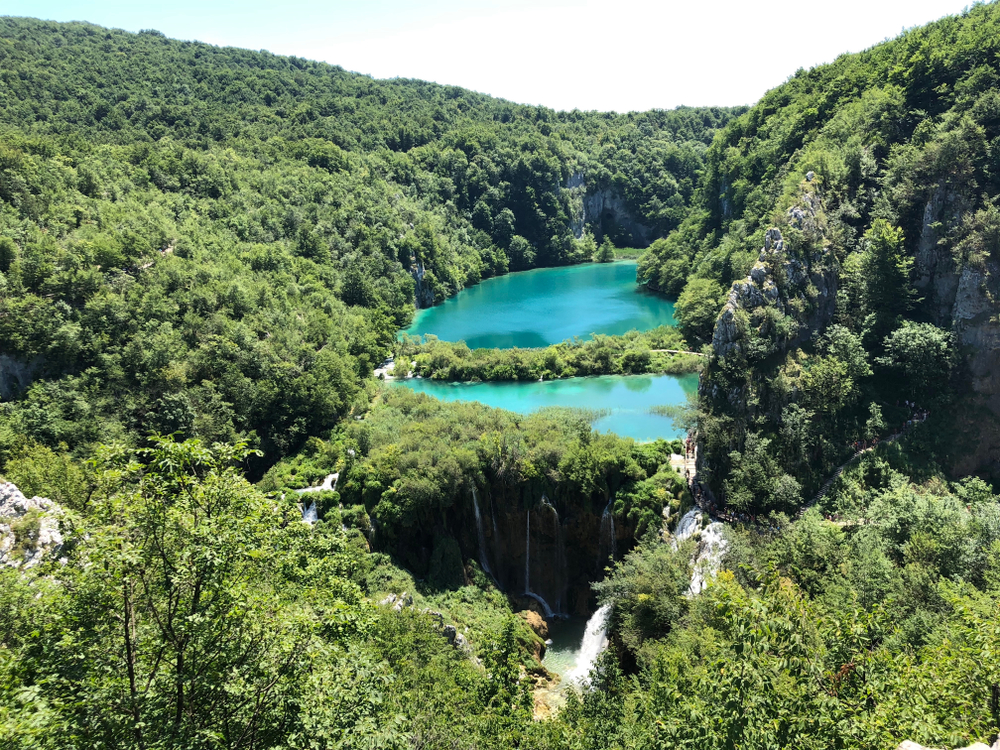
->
[404, 260, 675, 349]
[394, 373, 698, 442]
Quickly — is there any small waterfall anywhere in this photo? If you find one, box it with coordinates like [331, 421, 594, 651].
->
[540, 495, 567, 615]
[689, 522, 727, 596]
[674, 508, 701, 543]
[599, 499, 616, 565]
[471, 488, 493, 579]
[296, 472, 339, 524]
[565, 603, 612, 688]
[524, 591, 555, 619]
[489, 496, 501, 586]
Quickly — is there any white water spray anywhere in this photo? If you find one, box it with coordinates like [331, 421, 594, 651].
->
[565, 603, 612, 688]
[689, 522, 728, 596]
[674, 508, 701, 543]
[296, 473, 339, 524]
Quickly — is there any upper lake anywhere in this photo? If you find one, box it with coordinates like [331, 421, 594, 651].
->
[404, 261, 675, 348]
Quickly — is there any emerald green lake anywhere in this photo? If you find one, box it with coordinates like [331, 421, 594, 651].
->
[405, 261, 675, 349]
[394, 374, 698, 442]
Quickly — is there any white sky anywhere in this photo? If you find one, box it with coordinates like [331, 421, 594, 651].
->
[4, 0, 978, 111]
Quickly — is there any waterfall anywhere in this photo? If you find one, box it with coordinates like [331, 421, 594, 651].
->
[471, 488, 493, 579]
[540, 496, 567, 615]
[490, 496, 501, 586]
[523, 592, 555, 619]
[295, 472, 339, 525]
[689, 522, 728, 596]
[524, 509, 531, 593]
[565, 603, 612, 688]
[674, 508, 701, 543]
[553, 504, 567, 614]
[599, 499, 616, 565]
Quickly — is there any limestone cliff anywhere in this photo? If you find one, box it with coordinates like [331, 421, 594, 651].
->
[0, 355, 41, 401]
[913, 187, 1000, 476]
[704, 170, 1000, 480]
[705, 180, 838, 413]
[565, 172, 655, 247]
[385, 484, 630, 617]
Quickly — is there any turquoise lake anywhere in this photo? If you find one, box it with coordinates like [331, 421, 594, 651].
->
[404, 260, 675, 349]
[395, 374, 698, 442]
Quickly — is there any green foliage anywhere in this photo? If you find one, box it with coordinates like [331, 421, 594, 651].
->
[860, 220, 916, 345]
[403, 326, 702, 381]
[877, 322, 955, 404]
[674, 277, 726, 342]
[595, 237, 616, 263]
[0, 17, 737, 474]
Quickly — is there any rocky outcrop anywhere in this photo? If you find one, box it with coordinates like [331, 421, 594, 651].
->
[411, 259, 435, 309]
[0, 482, 64, 569]
[710, 183, 837, 368]
[521, 609, 549, 639]
[565, 172, 655, 246]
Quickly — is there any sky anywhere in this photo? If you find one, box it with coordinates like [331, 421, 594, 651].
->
[1, 0, 978, 111]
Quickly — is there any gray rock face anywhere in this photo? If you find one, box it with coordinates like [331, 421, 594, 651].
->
[907, 181, 1000, 475]
[0, 355, 41, 400]
[704, 184, 838, 420]
[0, 482, 64, 569]
[564, 172, 654, 245]
[411, 260, 435, 310]
[710, 190, 837, 365]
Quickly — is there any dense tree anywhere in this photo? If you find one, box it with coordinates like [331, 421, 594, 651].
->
[674, 277, 725, 342]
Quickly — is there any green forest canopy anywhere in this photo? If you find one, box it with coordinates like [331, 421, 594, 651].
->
[0, 16, 737, 469]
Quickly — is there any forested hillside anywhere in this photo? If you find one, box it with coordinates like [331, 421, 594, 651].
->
[0, 16, 736, 469]
[639, 1, 1000, 507]
[2, 8, 1000, 750]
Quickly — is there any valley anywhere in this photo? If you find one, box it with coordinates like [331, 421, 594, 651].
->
[0, 8, 999, 750]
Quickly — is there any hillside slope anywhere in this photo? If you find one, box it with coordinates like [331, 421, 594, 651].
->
[637, 2, 1000, 502]
[0, 17, 737, 467]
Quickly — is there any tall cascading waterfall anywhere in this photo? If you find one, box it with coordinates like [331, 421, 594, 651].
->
[540, 495, 567, 615]
[471, 487, 493, 579]
[565, 602, 612, 688]
[599, 498, 617, 566]
[525, 508, 531, 593]
[523, 505, 556, 618]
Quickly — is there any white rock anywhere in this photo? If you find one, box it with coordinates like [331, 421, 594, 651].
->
[0, 482, 64, 569]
